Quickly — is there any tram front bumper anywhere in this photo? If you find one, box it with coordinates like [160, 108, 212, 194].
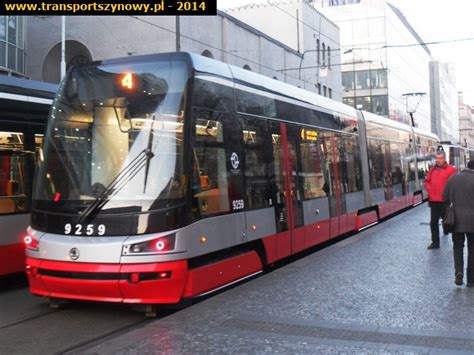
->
[26, 257, 188, 304]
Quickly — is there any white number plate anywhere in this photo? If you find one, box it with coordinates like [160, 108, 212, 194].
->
[64, 224, 106, 236]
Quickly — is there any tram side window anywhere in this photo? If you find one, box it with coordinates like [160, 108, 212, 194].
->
[390, 143, 403, 185]
[319, 131, 337, 196]
[300, 132, 328, 199]
[237, 90, 277, 118]
[268, 122, 289, 232]
[405, 144, 416, 182]
[191, 109, 242, 219]
[193, 78, 234, 112]
[0, 153, 32, 214]
[240, 117, 271, 210]
[340, 134, 363, 193]
[367, 139, 386, 189]
[286, 125, 305, 228]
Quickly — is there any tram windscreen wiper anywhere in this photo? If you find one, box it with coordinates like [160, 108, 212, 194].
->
[78, 148, 154, 223]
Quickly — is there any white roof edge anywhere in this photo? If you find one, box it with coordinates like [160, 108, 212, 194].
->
[224, 61, 358, 118]
[413, 127, 439, 140]
[360, 110, 413, 132]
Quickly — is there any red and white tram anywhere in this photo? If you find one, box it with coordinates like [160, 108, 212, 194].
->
[25, 52, 438, 309]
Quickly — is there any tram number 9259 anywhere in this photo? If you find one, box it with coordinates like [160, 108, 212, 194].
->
[64, 223, 106, 236]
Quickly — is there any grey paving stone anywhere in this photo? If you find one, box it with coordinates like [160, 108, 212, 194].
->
[77, 205, 474, 354]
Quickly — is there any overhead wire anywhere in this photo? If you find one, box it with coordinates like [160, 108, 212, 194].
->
[128, 15, 346, 96]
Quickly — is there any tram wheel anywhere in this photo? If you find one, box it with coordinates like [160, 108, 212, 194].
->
[145, 304, 158, 318]
[49, 297, 67, 309]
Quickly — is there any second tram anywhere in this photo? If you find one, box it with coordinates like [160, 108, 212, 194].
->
[438, 142, 472, 171]
[25, 52, 439, 309]
[0, 76, 56, 276]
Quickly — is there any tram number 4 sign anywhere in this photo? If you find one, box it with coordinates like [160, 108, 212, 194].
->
[64, 223, 106, 236]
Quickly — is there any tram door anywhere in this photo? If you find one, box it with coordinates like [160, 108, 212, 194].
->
[270, 122, 291, 259]
[382, 142, 393, 216]
[269, 122, 305, 258]
[321, 131, 341, 238]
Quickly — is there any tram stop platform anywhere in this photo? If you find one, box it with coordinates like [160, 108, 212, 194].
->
[78, 204, 474, 354]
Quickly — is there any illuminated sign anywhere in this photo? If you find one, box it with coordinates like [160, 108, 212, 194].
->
[121, 72, 134, 89]
[301, 129, 318, 141]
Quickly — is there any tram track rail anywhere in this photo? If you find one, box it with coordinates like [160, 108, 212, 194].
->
[56, 317, 154, 355]
[0, 308, 59, 330]
[0, 283, 179, 355]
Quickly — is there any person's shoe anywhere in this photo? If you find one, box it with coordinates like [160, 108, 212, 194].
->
[455, 273, 464, 286]
[466, 282, 474, 288]
[427, 243, 440, 249]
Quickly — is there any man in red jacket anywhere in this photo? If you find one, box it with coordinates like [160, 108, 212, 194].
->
[425, 151, 457, 249]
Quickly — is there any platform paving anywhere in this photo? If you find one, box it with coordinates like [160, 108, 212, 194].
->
[78, 205, 474, 354]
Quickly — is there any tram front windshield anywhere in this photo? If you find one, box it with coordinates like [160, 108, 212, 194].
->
[33, 59, 189, 216]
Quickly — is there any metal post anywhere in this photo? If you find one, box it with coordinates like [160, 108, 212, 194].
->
[175, 16, 181, 52]
[298, 52, 305, 80]
[60, 16, 66, 80]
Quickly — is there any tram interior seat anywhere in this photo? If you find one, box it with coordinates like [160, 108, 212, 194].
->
[0, 180, 19, 213]
[0, 197, 15, 214]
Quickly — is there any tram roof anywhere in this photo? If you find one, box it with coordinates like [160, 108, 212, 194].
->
[413, 127, 439, 141]
[188, 52, 359, 119]
[83, 52, 441, 142]
[95, 51, 359, 120]
[361, 110, 413, 133]
[0, 76, 57, 102]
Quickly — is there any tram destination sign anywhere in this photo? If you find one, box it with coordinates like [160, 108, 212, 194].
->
[0, 0, 217, 16]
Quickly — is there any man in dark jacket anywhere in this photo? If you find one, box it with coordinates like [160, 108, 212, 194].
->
[443, 160, 474, 287]
[425, 151, 457, 249]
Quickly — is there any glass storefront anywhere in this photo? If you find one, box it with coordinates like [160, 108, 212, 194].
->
[0, 16, 26, 74]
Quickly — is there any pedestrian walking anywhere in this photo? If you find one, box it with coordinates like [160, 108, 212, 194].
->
[425, 151, 456, 249]
[443, 160, 474, 287]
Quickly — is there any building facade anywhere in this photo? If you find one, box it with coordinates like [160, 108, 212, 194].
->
[25, 10, 341, 100]
[458, 92, 474, 148]
[0, 16, 27, 76]
[311, 0, 432, 132]
[429, 61, 459, 143]
[225, 0, 341, 99]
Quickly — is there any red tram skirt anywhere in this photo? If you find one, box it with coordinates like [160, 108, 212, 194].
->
[26, 251, 262, 304]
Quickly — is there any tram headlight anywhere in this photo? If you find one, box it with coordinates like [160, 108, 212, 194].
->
[123, 234, 176, 255]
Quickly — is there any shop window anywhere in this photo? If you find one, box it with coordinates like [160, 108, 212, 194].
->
[327, 47, 331, 68]
[316, 39, 320, 64]
[355, 70, 370, 90]
[370, 69, 387, 89]
[372, 95, 388, 116]
[342, 71, 355, 91]
[356, 96, 371, 111]
[343, 97, 355, 108]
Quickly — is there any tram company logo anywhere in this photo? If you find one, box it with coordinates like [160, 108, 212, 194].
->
[230, 152, 240, 170]
[69, 248, 80, 261]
